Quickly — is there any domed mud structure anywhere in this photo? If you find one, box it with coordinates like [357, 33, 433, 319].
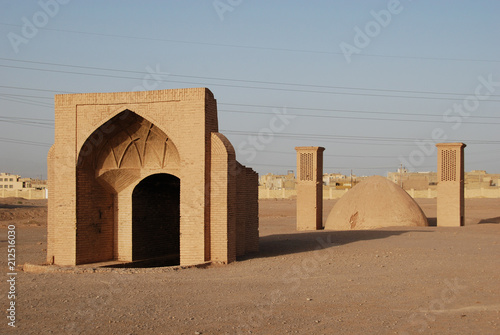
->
[325, 175, 428, 230]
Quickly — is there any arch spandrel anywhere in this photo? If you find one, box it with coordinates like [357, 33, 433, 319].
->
[76, 105, 180, 158]
[77, 110, 180, 193]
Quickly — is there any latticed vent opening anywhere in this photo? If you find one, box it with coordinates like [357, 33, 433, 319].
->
[299, 153, 314, 181]
[441, 149, 457, 181]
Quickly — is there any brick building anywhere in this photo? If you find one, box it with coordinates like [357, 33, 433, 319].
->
[48, 88, 258, 267]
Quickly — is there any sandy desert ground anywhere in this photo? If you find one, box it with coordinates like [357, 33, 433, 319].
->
[1, 197, 500, 334]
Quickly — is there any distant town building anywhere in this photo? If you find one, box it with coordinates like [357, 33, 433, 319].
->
[323, 173, 361, 189]
[0, 172, 47, 190]
[29, 178, 48, 190]
[0, 172, 23, 190]
[322, 173, 346, 186]
[387, 169, 438, 190]
[259, 171, 365, 190]
[387, 168, 500, 190]
[465, 170, 500, 188]
[0, 172, 47, 199]
[259, 171, 296, 190]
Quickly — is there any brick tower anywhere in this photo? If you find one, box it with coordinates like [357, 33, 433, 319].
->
[295, 146, 325, 230]
[436, 142, 466, 227]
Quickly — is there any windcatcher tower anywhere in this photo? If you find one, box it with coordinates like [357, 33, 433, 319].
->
[436, 142, 466, 227]
[295, 146, 325, 230]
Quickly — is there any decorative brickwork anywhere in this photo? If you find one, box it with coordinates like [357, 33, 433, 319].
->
[441, 150, 457, 182]
[48, 88, 258, 266]
[436, 143, 466, 227]
[299, 153, 314, 181]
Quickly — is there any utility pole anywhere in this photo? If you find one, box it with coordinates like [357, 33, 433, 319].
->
[350, 169, 353, 189]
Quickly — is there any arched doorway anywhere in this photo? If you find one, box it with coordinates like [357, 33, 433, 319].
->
[75, 110, 181, 265]
[132, 173, 180, 264]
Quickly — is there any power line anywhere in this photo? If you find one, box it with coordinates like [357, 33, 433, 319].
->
[2, 88, 500, 124]
[2, 95, 500, 133]
[250, 160, 500, 171]
[0, 115, 53, 122]
[2, 62, 500, 102]
[0, 121, 53, 129]
[258, 149, 495, 159]
[2, 57, 500, 98]
[260, 150, 407, 159]
[0, 136, 52, 147]
[219, 103, 500, 120]
[220, 109, 500, 125]
[4, 88, 499, 127]
[3, 91, 500, 125]
[0, 84, 74, 94]
[0, 93, 52, 100]
[0, 120, 52, 128]
[0, 96, 53, 108]
[222, 130, 500, 145]
[1, 23, 499, 64]
[252, 163, 406, 170]
[0, 114, 54, 129]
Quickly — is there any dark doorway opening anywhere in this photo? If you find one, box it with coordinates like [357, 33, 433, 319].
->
[132, 173, 180, 265]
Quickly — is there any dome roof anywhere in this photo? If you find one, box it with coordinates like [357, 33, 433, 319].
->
[325, 175, 428, 230]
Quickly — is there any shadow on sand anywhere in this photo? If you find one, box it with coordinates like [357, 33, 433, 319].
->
[428, 216, 500, 225]
[241, 229, 433, 260]
[478, 217, 500, 224]
[0, 204, 44, 209]
[102, 255, 180, 268]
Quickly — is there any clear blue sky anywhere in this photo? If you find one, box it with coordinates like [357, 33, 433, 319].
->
[1, 0, 499, 178]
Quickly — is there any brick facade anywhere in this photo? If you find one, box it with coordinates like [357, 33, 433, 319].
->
[47, 88, 258, 266]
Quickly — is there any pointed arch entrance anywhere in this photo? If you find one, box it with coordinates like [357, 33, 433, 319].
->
[132, 173, 180, 264]
[75, 110, 180, 264]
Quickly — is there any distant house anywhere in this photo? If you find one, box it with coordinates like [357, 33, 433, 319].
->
[387, 169, 500, 190]
[0, 172, 47, 199]
[0, 172, 23, 190]
[259, 172, 296, 190]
